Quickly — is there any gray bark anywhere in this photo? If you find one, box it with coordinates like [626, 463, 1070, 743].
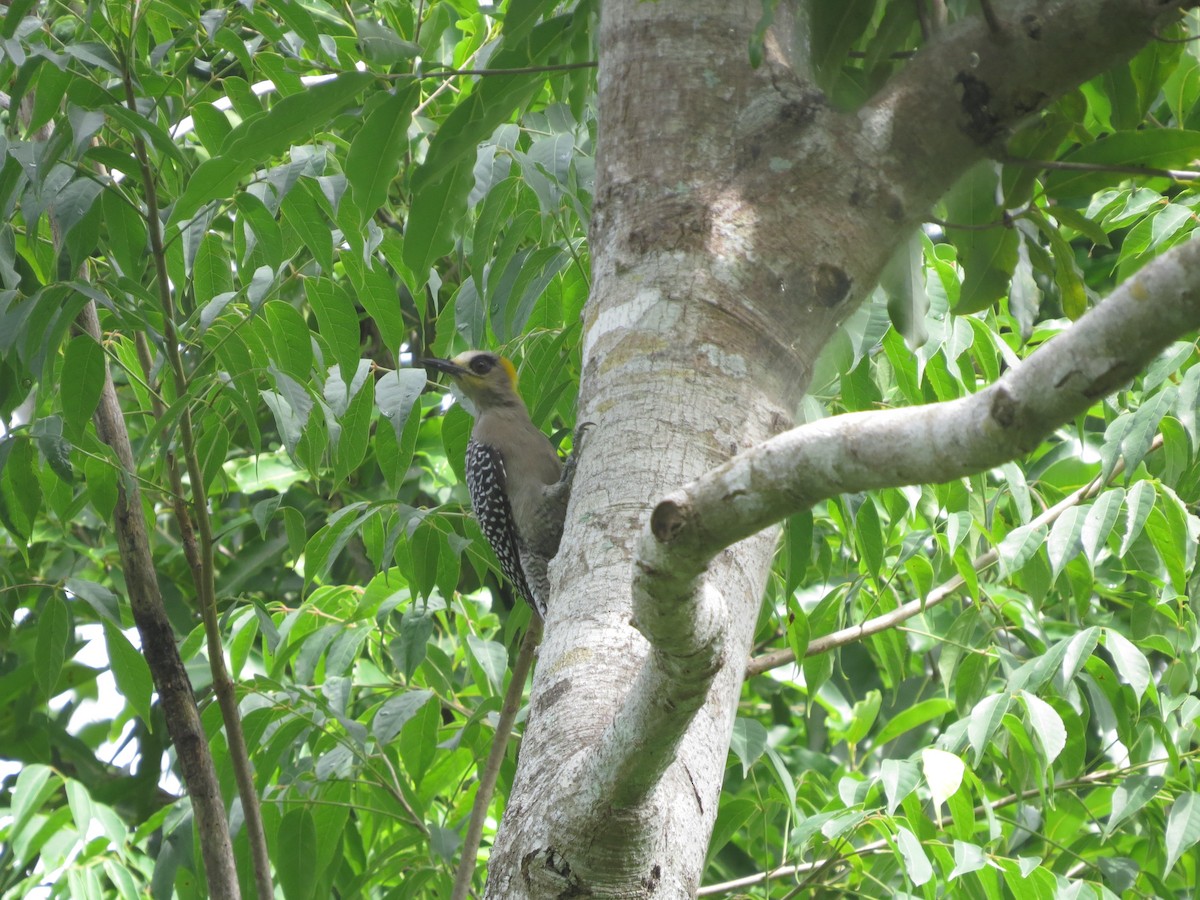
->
[484, 1, 1193, 895]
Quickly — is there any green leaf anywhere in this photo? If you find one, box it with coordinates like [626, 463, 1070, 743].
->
[1047, 505, 1086, 579]
[729, 717, 768, 776]
[810, 0, 875, 93]
[306, 279, 361, 381]
[854, 496, 884, 578]
[874, 698, 954, 747]
[950, 840, 988, 880]
[943, 162, 1017, 314]
[375, 368, 427, 441]
[880, 758, 920, 815]
[1145, 485, 1190, 592]
[373, 688, 434, 745]
[304, 504, 370, 583]
[708, 798, 758, 861]
[356, 19, 421, 65]
[235, 190, 284, 267]
[189, 101, 233, 154]
[841, 689, 882, 746]
[346, 86, 417, 225]
[60, 334, 105, 441]
[195, 421, 230, 491]
[265, 300, 314, 382]
[403, 160, 473, 286]
[785, 595, 810, 666]
[1165, 792, 1200, 874]
[332, 375, 373, 486]
[1060, 627, 1100, 684]
[1120, 480, 1155, 556]
[66, 577, 120, 626]
[399, 698, 440, 787]
[998, 523, 1047, 577]
[466, 635, 508, 693]
[395, 607, 434, 679]
[471, 177, 521, 279]
[1081, 488, 1124, 564]
[171, 72, 374, 226]
[411, 18, 570, 191]
[35, 594, 70, 698]
[281, 181, 333, 271]
[893, 825, 933, 886]
[409, 521, 441, 600]
[1019, 691, 1065, 765]
[11, 764, 60, 843]
[192, 232, 233, 305]
[276, 807, 319, 900]
[83, 450, 117, 523]
[326, 627, 370, 679]
[967, 693, 1011, 765]
[1046, 204, 1110, 247]
[103, 621, 153, 724]
[921, 748, 965, 821]
[0, 438, 42, 540]
[881, 234, 929, 349]
[1104, 629, 1150, 700]
[1104, 774, 1163, 839]
[1008, 235, 1042, 336]
[502, 0, 558, 43]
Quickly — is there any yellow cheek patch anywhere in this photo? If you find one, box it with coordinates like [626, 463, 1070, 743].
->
[498, 356, 519, 390]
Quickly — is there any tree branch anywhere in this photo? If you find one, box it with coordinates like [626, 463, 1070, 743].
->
[79, 302, 240, 898]
[451, 621, 541, 900]
[120, 57, 272, 900]
[865, 0, 1190, 174]
[712, 0, 1194, 406]
[638, 226, 1200, 663]
[745, 433, 1160, 677]
[576, 577, 726, 811]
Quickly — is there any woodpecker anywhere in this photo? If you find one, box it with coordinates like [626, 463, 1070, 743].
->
[420, 351, 587, 619]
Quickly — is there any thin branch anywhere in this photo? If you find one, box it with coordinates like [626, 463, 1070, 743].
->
[119, 58, 273, 900]
[1003, 153, 1200, 183]
[451, 621, 542, 900]
[409, 60, 597, 79]
[746, 434, 1162, 678]
[696, 762, 1139, 897]
[80, 302, 240, 898]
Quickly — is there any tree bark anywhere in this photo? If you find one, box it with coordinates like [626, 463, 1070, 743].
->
[484, 0, 1193, 895]
[79, 303, 241, 898]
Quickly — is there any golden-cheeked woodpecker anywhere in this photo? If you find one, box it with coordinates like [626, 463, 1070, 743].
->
[421, 351, 588, 619]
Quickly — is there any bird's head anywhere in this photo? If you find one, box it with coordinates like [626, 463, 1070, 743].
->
[420, 350, 522, 411]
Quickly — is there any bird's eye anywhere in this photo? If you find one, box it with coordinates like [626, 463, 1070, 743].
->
[471, 357, 493, 375]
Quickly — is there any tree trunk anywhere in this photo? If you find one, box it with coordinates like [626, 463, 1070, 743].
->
[483, 0, 1189, 895]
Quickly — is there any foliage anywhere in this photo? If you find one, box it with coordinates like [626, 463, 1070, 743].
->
[0, 0, 593, 896]
[0, 0, 1197, 898]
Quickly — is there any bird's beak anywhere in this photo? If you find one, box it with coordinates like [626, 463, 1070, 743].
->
[418, 357, 470, 378]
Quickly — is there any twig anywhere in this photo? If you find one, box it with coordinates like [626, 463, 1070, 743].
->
[120, 52, 273, 900]
[1003, 154, 1200, 183]
[450, 620, 543, 900]
[746, 434, 1161, 677]
[697, 762, 1158, 896]
[81, 303, 241, 896]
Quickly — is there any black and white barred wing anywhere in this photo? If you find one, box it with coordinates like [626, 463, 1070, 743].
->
[464, 439, 544, 617]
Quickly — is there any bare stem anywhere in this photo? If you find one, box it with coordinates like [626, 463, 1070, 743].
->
[451, 621, 542, 900]
[120, 58, 273, 900]
[746, 435, 1160, 677]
